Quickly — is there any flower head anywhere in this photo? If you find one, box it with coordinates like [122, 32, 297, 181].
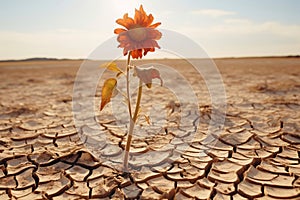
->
[114, 5, 162, 59]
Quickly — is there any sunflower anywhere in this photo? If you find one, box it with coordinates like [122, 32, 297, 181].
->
[114, 5, 162, 59]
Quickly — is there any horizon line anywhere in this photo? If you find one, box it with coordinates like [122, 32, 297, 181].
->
[0, 55, 299, 62]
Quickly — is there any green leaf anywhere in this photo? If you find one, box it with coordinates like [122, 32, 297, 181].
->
[100, 78, 117, 111]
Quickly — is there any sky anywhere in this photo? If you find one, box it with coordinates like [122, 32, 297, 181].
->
[0, 0, 300, 59]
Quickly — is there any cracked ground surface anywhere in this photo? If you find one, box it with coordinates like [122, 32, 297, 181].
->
[0, 57, 299, 199]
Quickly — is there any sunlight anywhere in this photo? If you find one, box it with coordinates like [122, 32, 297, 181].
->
[110, 0, 141, 16]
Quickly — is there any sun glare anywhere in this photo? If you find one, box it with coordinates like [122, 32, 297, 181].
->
[110, 0, 141, 15]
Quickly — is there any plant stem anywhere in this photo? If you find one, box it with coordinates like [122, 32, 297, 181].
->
[124, 79, 143, 171]
[133, 80, 143, 122]
[126, 52, 132, 119]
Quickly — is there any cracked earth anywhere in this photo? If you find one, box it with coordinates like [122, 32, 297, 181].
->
[0, 57, 299, 199]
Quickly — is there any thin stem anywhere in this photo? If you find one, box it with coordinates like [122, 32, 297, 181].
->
[123, 120, 134, 171]
[133, 80, 143, 122]
[123, 79, 143, 171]
[126, 52, 132, 119]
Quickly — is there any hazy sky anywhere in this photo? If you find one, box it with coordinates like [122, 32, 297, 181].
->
[1, 0, 300, 59]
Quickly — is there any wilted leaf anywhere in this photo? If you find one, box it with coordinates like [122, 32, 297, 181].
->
[100, 62, 124, 75]
[116, 72, 123, 78]
[100, 78, 117, 111]
[134, 66, 163, 88]
[144, 115, 151, 125]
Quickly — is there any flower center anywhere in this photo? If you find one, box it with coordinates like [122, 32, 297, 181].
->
[128, 26, 147, 42]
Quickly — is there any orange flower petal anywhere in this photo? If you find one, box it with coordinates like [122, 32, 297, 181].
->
[116, 13, 135, 29]
[151, 40, 160, 48]
[123, 47, 129, 56]
[131, 49, 143, 59]
[144, 48, 153, 56]
[139, 5, 145, 14]
[145, 14, 154, 26]
[114, 5, 161, 59]
[138, 5, 146, 23]
[134, 8, 143, 25]
[147, 29, 162, 40]
[117, 34, 130, 43]
[149, 22, 161, 28]
[143, 40, 160, 50]
[114, 28, 126, 34]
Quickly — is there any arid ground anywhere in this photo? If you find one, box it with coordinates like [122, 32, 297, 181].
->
[0, 57, 299, 199]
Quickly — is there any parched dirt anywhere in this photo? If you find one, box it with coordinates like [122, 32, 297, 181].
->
[0, 57, 299, 199]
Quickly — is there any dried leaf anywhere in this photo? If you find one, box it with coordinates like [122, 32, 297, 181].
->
[100, 62, 124, 75]
[134, 66, 163, 88]
[116, 72, 123, 78]
[144, 115, 151, 125]
[100, 78, 117, 111]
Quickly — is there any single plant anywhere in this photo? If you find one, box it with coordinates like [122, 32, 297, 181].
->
[100, 5, 162, 171]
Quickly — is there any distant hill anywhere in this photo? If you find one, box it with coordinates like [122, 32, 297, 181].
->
[0, 55, 299, 62]
[0, 57, 83, 62]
